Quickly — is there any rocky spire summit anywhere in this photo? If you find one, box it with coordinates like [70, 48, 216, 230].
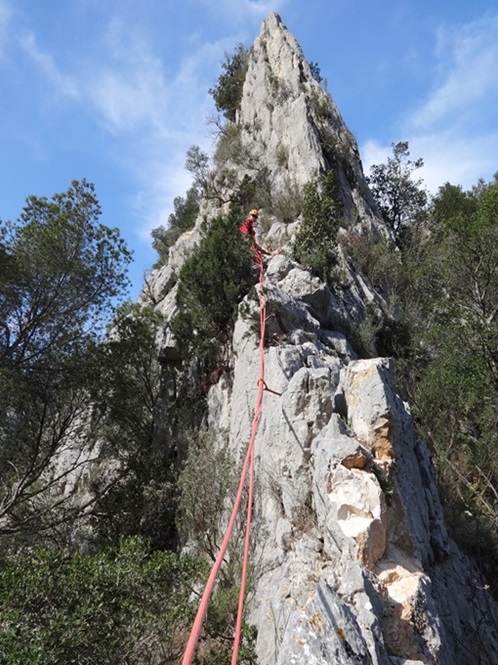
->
[236, 12, 380, 232]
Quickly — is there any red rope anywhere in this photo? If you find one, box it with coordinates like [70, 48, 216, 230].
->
[182, 251, 267, 665]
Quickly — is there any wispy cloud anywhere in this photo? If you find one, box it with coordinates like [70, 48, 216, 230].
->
[409, 13, 498, 130]
[87, 17, 171, 134]
[362, 12, 498, 193]
[18, 13, 225, 238]
[19, 30, 80, 98]
[361, 131, 498, 195]
[82, 18, 226, 235]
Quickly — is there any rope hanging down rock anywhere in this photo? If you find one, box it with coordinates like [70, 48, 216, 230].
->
[182, 248, 268, 665]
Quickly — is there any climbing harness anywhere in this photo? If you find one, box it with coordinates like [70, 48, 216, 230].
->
[181, 248, 269, 664]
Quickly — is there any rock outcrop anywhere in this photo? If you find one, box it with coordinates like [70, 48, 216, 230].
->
[144, 12, 498, 665]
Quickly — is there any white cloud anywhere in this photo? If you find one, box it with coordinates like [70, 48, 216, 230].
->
[80, 18, 228, 237]
[362, 13, 498, 194]
[85, 18, 171, 134]
[409, 13, 498, 130]
[18, 12, 221, 236]
[19, 30, 80, 98]
[410, 132, 498, 192]
[361, 130, 498, 194]
[88, 62, 169, 135]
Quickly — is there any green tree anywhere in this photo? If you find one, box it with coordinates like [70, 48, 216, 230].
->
[0, 180, 132, 542]
[85, 303, 175, 550]
[309, 61, 325, 86]
[292, 170, 341, 282]
[0, 179, 131, 368]
[367, 141, 427, 245]
[171, 202, 254, 377]
[209, 44, 249, 122]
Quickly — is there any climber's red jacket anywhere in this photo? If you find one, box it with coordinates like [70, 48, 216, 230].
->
[239, 215, 256, 237]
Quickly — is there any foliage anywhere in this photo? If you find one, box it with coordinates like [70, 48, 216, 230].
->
[0, 536, 201, 664]
[209, 44, 249, 122]
[0, 180, 131, 543]
[171, 201, 254, 376]
[309, 90, 332, 121]
[178, 431, 236, 562]
[87, 303, 176, 550]
[0, 179, 131, 368]
[292, 170, 341, 282]
[186, 145, 212, 196]
[271, 176, 304, 224]
[415, 182, 498, 508]
[178, 430, 257, 664]
[373, 178, 498, 590]
[367, 141, 427, 245]
[214, 123, 245, 166]
[151, 186, 200, 266]
[309, 61, 324, 84]
[184, 144, 237, 205]
[362, 148, 498, 588]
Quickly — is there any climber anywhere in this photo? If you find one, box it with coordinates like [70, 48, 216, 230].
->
[239, 209, 271, 263]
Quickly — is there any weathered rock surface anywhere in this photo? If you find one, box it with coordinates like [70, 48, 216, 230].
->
[146, 11, 498, 665]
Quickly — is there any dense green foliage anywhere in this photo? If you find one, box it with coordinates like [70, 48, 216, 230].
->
[87, 303, 177, 551]
[292, 170, 341, 281]
[209, 44, 249, 122]
[0, 181, 257, 663]
[171, 202, 254, 377]
[412, 181, 498, 574]
[0, 537, 200, 664]
[0, 179, 131, 368]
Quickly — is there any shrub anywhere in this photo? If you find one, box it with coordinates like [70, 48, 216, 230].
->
[0, 537, 201, 664]
[309, 61, 325, 85]
[178, 430, 257, 664]
[275, 142, 289, 169]
[215, 123, 244, 166]
[171, 201, 254, 376]
[292, 170, 341, 282]
[271, 177, 303, 223]
[209, 44, 249, 122]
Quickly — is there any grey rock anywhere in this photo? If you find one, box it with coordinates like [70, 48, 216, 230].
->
[135, 11, 498, 665]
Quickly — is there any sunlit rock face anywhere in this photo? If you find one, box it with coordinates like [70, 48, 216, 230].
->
[148, 11, 498, 665]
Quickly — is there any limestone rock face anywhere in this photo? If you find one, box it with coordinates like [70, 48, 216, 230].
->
[148, 11, 498, 665]
[238, 12, 383, 235]
[210, 261, 498, 665]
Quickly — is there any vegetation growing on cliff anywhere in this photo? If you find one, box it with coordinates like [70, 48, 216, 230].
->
[292, 170, 341, 282]
[171, 200, 254, 378]
[0, 179, 257, 663]
[209, 43, 249, 122]
[361, 148, 498, 591]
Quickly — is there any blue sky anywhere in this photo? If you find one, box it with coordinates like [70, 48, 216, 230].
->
[1, 0, 497, 298]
